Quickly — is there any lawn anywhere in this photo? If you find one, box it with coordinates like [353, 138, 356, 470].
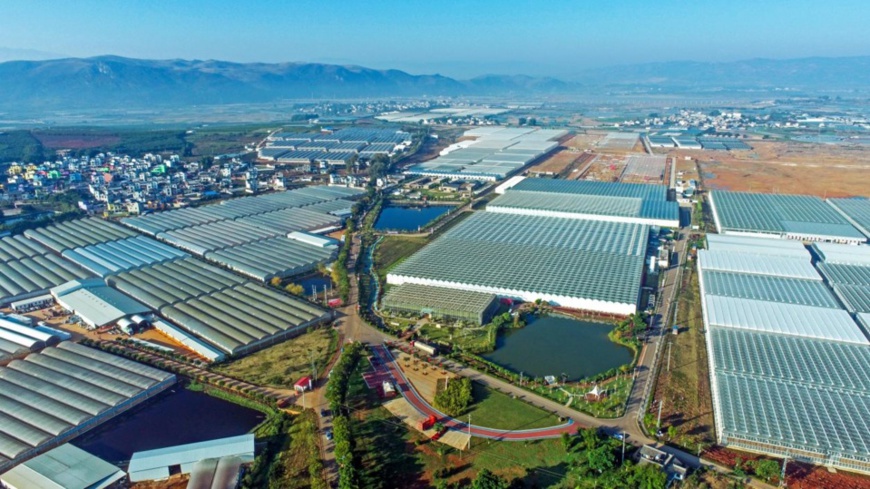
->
[465, 381, 561, 431]
[214, 328, 337, 389]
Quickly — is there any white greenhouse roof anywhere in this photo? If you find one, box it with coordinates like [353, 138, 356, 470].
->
[704, 234, 810, 258]
[697, 250, 818, 280]
[62, 236, 189, 277]
[812, 242, 870, 265]
[704, 295, 867, 344]
[129, 434, 254, 482]
[0, 443, 124, 489]
[52, 280, 150, 328]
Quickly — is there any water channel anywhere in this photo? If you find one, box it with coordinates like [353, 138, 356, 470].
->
[73, 388, 264, 464]
[482, 316, 633, 382]
[373, 205, 454, 232]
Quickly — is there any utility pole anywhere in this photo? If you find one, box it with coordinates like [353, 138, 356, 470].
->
[621, 431, 626, 464]
[656, 399, 664, 431]
[667, 341, 672, 372]
[519, 371, 523, 386]
[468, 414, 472, 450]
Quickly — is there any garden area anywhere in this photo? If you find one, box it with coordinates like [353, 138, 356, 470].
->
[213, 328, 337, 389]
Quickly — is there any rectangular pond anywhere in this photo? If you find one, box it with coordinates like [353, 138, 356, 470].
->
[483, 316, 633, 381]
[73, 387, 265, 464]
[374, 205, 454, 232]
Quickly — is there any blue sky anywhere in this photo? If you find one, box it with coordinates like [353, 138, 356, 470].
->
[1, 0, 868, 77]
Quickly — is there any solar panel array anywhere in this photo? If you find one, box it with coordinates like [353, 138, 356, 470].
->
[700, 235, 870, 471]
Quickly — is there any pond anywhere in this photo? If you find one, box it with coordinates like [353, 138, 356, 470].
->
[374, 205, 454, 232]
[73, 388, 265, 464]
[297, 274, 333, 296]
[482, 316, 633, 381]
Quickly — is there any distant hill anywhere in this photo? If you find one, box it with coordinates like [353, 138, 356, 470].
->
[569, 56, 870, 90]
[0, 55, 867, 114]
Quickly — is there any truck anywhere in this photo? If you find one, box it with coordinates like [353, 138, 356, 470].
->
[411, 340, 437, 357]
[418, 414, 437, 431]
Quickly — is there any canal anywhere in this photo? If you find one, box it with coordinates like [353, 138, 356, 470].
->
[73, 388, 265, 464]
[374, 205, 454, 232]
[482, 316, 633, 381]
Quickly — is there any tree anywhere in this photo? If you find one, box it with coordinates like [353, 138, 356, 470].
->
[753, 459, 780, 482]
[627, 462, 668, 489]
[269, 277, 282, 287]
[434, 377, 473, 416]
[284, 283, 305, 296]
[472, 469, 509, 489]
[667, 425, 678, 440]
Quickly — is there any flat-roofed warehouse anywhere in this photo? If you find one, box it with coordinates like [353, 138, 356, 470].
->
[51, 279, 151, 330]
[698, 235, 870, 474]
[382, 284, 499, 325]
[828, 197, 870, 240]
[709, 190, 866, 244]
[0, 342, 175, 473]
[387, 212, 649, 315]
[488, 177, 679, 227]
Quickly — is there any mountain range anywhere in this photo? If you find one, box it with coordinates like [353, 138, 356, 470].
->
[0, 55, 867, 114]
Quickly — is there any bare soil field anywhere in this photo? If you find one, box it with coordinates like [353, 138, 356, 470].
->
[528, 147, 583, 175]
[562, 133, 604, 150]
[575, 153, 626, 181]
[666, 140, 870, 197]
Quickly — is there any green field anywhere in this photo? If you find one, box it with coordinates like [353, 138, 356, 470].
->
[466, 381, 561, 431]
[373, 236, 428, 280]
[214, 328, 337, 388]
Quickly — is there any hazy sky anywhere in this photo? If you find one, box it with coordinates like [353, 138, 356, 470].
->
[1, 0, 868, 78]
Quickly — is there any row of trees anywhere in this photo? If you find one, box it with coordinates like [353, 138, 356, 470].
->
[325, 342, 365, 489]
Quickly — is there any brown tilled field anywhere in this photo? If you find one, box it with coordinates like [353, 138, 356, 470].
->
[665, 139, 870, 197]
[528, 148, 583, 175]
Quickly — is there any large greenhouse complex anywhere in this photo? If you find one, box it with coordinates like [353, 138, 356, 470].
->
[699, 235, 870, 473]
[387, 211, 649, 315]
[709, 190, 866, 244]
[0, 342, 175, 473]
[488, 177, 679, 227]
[381, 284, 499, 325]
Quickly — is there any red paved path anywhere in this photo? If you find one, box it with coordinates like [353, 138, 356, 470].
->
[371, 344, 576, 441]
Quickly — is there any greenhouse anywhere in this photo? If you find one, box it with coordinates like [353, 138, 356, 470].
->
[503, 177, 668, 201]
[382, 284, 499, 325]
[0, 342, 175, 473]
[703, 295, 866, 344]
[158, 282, 330, 356]
[157, 220, 277, 256]
[388, 212, 649, 315]
[0, 254, 93, 305]
[121, 207, 225, 235]
[24, 218, 137, 252]
[0, 235, 51, 262]
[828, 197, 870, 239]
[699, 237, 870, 473]
[700, 271, 839, 308]
[487, 190, 679, 227]
[62, 236, 189, 277]
[697, 250, 819, 280]
[204, 236, 335, 282]
[811, 241, 870, 265]
[817, 262, 870, 286]
[709, 190, 864, 244]
[704, 233, 810, 258]
[832, 284, 870, 314]
[106, 258, 246, 309]
[243, 207, 344, 235]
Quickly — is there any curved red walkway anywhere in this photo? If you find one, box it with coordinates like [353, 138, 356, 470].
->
[370, 344, 577, 440]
